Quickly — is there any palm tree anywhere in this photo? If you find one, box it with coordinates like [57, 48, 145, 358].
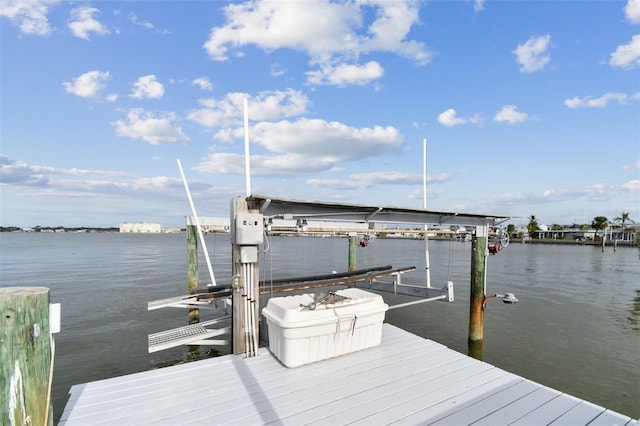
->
[591, 216, 608, 240]
[527, 215, 540, 239]
[613, 212, 635, 241]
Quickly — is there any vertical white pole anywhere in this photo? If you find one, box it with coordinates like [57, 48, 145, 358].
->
[423, 138, 431, 288]
[478, 224, 489, 296]
[177, 159, 217, 287]
[423, 138, 427, 209]
[244, 98, 252, 197]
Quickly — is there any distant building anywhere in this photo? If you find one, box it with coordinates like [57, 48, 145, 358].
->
[535, 228, 637, 243]
[187, 216, 231, 233]
[119, 222, 161, 233]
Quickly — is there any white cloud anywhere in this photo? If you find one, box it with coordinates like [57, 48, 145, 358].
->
[474, 0, 485, 12]
[188, 108, 227, 130]
[113, 108, 190, 145]
[482, 181, 640, 209]
[195, 152, 335, 176]
[306, 61, 384, 86]
[494, 105, 528, 124]
[249, 118, 402, 162]
[360, 2, 430, 64]
[270, 63, 286, 77]
[195, 118, 402, 177]
[622, 180, 640, 191]
[0, 0, 59, 35]
[542, 181, 640, 201]
[0, 154, 126, 187]
[306, 178, 365, 190]
[625, 0, 640, 24]
[1, 155, 49, 186]
[437, 108, 467, 127]
[126, 12, 171, 34]
[130, 75, 165, 99]
[307, 171, 452, 191]
[622, 159, 640, 170]
[128, 13, 153, 29]
[513, 34, 551, 73]
[62, 70, 110, 98]
[609, 35, 640, 69]
[351, 171, 421, 185]
[192, 77, 213, 91]
[564, 92, 640, 108]
[188, 89, 310, 128]
[68, 6, 110, 40]
[203, 0, 431, 86]
[204, 1, 358, 60]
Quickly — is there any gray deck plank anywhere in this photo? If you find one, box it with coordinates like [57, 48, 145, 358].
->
[422, 378, 539, 425]
[59, 324, 637, 426]
[509, 393, 583, 425]
[287, 362, 502, 425]
[235, 356, 477, 425]
[548, 400, 607, 425]
[177, 339, 464, 425]
[60, 354, 279, 423]
[587, 410, 637, 426]
[469, 385, 561, 425]
[341, 367, 514, 426]
[61, 325, 417, 425]
[212, 343, 460, 424]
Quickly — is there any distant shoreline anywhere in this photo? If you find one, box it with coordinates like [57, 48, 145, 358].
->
[2, 227, 636, 248]
[509, 238, 638, 247]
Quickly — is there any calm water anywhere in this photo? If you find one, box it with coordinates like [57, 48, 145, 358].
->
[1, 233, 638, 422]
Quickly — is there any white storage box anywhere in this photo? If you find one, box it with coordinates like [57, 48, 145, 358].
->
[262, 288, 388, 368]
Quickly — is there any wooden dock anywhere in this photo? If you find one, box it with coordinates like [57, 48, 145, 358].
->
[59, 324, 637, 425]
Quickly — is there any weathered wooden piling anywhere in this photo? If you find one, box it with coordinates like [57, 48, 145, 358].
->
[186, 223, 200, 324]
[348, 235, 357, 272]
[468, 228, 487, 360]
[1, 287, 54, 426]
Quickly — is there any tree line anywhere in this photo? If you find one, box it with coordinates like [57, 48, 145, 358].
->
[523, 211, 636, 240]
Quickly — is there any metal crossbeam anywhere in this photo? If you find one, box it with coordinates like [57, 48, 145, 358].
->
[357, 270, 455, 306]
[147, 295, 230, 310]
[258, 266, 416, 295]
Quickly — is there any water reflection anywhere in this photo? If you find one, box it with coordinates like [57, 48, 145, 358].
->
[629, 289, 640, 333]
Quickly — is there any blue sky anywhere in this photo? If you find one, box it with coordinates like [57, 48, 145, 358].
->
[1, 0, 639, 228]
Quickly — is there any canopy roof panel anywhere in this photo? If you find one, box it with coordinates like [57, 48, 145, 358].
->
[246, 195, 511, 228]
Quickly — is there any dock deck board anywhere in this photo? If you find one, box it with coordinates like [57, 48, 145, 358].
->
[59, 324, 637, 426]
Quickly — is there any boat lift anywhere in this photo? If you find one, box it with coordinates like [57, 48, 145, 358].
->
[147, 195, 511, 354]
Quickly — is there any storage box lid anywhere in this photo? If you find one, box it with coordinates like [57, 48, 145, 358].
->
[262, 288, 387, 328]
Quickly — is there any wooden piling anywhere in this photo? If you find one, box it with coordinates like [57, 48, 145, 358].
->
[468, 230, 487, 360]
[1, 287, 53, 426]
[348, 236, 356, 272]
[187, 223, 200, 324]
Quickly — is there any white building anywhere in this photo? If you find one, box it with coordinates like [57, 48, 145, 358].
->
[119, 222, 162, 233]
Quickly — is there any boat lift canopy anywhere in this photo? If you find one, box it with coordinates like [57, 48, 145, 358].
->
[247, 195, 511, 228]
